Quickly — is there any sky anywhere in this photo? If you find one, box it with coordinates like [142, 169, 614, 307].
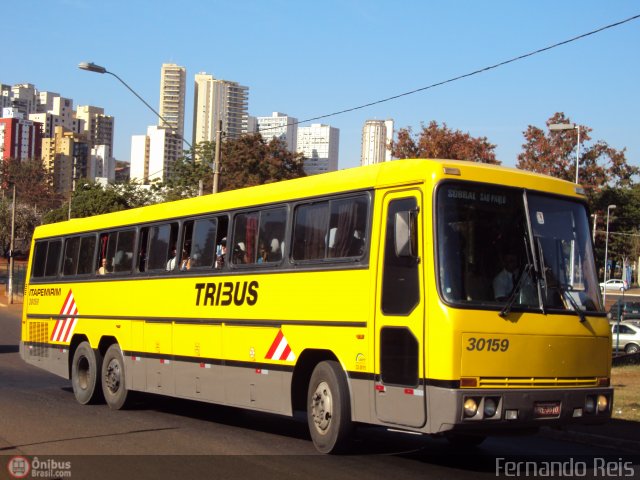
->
[4, 0, 639, 172]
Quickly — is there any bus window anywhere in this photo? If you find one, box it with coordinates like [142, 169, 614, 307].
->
[258, 208, 287, 263]
[44, 240, 62, 277]
[146, 223, 178, 272]
[292, 203, 329, 261]
[293, 195, 369, 261]
[31, 241, 47, 278]
[100, 230, 136, 274]
[232, 212, 259, 264]
[77, 236, 96, 275]
[63, 237, 80, 276]
[32, 240, 61, 279]
[185, 217, 218, 269]
[328, 196, 368, 258]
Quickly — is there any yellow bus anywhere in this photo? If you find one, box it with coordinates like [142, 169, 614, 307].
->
[21, 159, 612, 453]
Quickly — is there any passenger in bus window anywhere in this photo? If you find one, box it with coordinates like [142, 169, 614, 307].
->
[215, 238, 227, 269]
[493, 253, 519, 301]
[97, 258, 108, 275]
[166, 246, 177, 271]
[180, 249, 191, 271]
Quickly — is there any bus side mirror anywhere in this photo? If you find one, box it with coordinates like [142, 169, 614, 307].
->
[395, 210, 418, 258]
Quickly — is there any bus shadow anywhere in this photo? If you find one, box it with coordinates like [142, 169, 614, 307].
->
[0, 344, 19, 354]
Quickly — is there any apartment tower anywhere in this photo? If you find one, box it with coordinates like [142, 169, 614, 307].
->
[360, 119, 394, 166]
[159, 63, 186, 138]
[192, 73, 249, 145]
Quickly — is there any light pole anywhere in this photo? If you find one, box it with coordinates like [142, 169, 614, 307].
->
[78, 62, 192, 150]
[549, 123, 581, 184]
[603, 204, 617, 306]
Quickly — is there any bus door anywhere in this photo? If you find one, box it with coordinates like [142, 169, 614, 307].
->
[374, 191, 426, 427]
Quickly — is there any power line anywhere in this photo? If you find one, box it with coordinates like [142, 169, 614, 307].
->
[260, 14, 640, 132]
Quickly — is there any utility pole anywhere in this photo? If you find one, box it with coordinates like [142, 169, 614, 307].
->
[8, 185, 16, 304]
[212, 120, 222, 194]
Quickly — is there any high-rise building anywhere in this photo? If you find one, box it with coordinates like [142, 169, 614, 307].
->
[10, 84, 37, 117]
[256, 112, 298, 152]
[28, 93, 76, 138]
[296, 124, 339, 175]
[192, 73, 249, 145]
[0, 109, 43, 161]
[0, 84, 12, 112]
[360, 119, 394, 166]
[130, 125, 182, 184]
[75, 105, 115, 152]
[159, 63, 186, 137]
[90, 144, 115, 182]
[41, 126, 89, 194]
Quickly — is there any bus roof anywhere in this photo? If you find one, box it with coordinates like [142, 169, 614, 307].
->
[33, 159, 583, 239]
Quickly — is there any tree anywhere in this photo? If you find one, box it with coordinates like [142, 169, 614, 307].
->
[517, 113, 638, 195]
[156, 135, 306, 200]
[0, 197, 40, 255]
[0, 158, 61, 210]
[389, 121, 499, 164]
[43, 180, 155, 224]
[219, 134, 306, 191]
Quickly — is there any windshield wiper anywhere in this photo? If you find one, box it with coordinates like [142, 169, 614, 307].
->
[552, 284, 587, 323]
[499, 263, 534, 318]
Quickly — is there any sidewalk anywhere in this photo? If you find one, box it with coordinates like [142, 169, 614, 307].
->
[543, 418, 640, 454]
[0, 288, 23, 310]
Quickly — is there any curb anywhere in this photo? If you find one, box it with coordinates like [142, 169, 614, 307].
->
[541, 427, 640, 454]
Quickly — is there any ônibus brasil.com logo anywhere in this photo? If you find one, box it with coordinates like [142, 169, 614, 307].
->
[7, 456, 30, 479]
[7, 456, 72, 478]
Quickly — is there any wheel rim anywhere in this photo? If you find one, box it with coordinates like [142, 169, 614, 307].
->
[104, 358, 121, 394]
[310, 380, 333, 435]
[77, 356, 90, 390]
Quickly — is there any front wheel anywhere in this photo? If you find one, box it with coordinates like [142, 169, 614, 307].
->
[307, 360, 353, 454]
[101, 344, 130, 410]
[71, 341, 103, 405]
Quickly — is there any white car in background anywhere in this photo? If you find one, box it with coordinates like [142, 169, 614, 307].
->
[599, 279, 628, 292]
[611, 322, 640, 354]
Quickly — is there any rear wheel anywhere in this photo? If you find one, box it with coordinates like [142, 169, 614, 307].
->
[102, 344, 130, 409]
[307, 361, 353, 454]
[71, 341, 103, 404]
[625, 343, 640, 354]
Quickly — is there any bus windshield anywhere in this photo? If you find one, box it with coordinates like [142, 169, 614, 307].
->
[436, 182, 602, 314]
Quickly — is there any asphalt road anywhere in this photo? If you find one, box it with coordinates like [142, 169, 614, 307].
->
[1, 304, 638, 480]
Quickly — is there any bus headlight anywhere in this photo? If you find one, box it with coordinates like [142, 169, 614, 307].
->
[463, 398, 479, 418]
[585, 396, 596, 414]
[597, 395, 608, 413]
[483, 397, 498, 418]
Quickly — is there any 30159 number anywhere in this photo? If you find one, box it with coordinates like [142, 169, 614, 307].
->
[466, 337, 509, 352]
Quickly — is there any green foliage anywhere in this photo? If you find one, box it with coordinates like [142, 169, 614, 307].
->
[0, 197, 40, 252]
[153, 135, 306, 201]
[43, 180, 155, 224]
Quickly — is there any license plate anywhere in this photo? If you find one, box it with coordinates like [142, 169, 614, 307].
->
[533, 402, 561, 418]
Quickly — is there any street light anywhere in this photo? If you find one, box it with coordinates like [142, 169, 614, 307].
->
[78, 62, 192, 150]
[549, 123, 581, 184]
[603, 204, 617, 306]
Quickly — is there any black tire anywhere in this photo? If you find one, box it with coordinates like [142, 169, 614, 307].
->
[625, 343, 640, 355]
[101, 344, 130, 410]
[71, 341, 103, 405]
[307, 360, 353, 454]
[445, 433, 487, 447]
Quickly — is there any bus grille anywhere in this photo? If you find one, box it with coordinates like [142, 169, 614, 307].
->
[28, 322, 49, 358]
[476, 377, 598, 388]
